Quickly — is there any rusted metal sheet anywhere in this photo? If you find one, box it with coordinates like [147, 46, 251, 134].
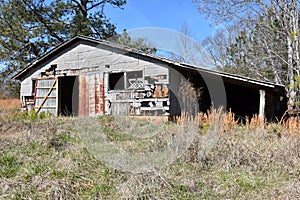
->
[93, 75, 105, 115]
[100, 78, 105, 115]
[77, 73, 105, 117]
[78, 75, 89, 116]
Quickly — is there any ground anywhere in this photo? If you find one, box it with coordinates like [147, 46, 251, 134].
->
[0, 101, 300, 199]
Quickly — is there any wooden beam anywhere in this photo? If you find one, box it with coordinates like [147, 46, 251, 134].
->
[35, 96, 56, 98]
[56, 78, 59, 116]
[259, 90, 266, 117]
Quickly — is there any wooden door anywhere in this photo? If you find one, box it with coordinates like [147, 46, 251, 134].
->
[34, 77, 58, 115]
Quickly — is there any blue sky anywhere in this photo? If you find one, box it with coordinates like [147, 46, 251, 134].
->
[105, 0, 215, 42]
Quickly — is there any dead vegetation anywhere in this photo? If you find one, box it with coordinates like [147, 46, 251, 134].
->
[0, 99, 20, 109]
[0, 108, 300, 199]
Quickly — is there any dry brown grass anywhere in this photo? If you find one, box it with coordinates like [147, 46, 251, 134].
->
[0, 99, 20, 109]
[223, 110, 239, 132]
[1, 109, 300, 199]
[197, 109, 300, 137]
[282, 116, 300, 137]
[129, 115, 168, 124]
[197, 109, 238, 134]
[246, 114, 265, 130]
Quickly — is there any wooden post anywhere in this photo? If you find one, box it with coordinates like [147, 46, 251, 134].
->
[103, 72, 109, 115]
[55, 77, 59, 116]
[259, 90, 266, 117]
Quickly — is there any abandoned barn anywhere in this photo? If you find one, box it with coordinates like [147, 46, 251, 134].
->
[13, 35, 287, 121]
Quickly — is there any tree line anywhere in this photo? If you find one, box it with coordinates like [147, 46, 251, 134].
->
[0, 0, 299, 112]
[195, 0, 300, 111]
[0, 0, 155, 98]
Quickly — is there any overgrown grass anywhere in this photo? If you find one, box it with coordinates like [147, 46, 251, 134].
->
[0, 99, 20, 109]
[0, 153, 22, 178]
[1, 109, 300, 199]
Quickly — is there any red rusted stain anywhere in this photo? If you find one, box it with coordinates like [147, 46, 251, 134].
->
[153, 85, 162, 98]
[94, 75, 100, 114]
[163, 85, 169, 97]
[78, 76, 89, 116]
[100, 78, 105, 115]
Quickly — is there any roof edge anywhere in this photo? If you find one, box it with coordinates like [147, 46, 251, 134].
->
[12, 35, 84, 80]
[11, 35, 285, 90]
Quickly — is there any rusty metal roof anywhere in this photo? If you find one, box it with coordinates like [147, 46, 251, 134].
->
[12, 35, 285, 89]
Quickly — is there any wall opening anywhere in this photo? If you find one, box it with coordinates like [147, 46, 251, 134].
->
[127, 71, 144, 89]
[58, 76, 78, 116]
[225, 83, 260, 121]
[109, 72, 125, 90]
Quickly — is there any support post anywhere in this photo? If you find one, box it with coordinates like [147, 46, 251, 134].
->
[259, 90, 266, 117]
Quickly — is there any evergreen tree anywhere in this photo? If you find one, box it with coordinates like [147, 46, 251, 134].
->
[109, 29, 157, 54]
[0, 0, 156, 98]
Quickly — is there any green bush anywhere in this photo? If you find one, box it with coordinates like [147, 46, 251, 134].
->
[12, 109, 53, 121]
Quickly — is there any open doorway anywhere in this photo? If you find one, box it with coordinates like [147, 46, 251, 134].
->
[58, 76, 79, 116]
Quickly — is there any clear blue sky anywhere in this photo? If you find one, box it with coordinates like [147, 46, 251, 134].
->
[105, 0, 215, 42]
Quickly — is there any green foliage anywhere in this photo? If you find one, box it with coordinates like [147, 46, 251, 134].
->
[198, 0, 297, 94]
[12, 109, 53, 121]
[49, 132, 78, 149]
[287, 74, 300, 107]
[0, 1, 157, 98]
[199, 122, 210, 134]
[294, 74, 300, 89]
[2, 113, 300, 198]
[30, 162, 48, 176]
[0, 153, 22, 178]
[102, 127, 132, 141]
[109, 29, 157, 54]
[294, 75, 300, 108]
[0, 0, 126, 96]
[219, 22, 284, 82]
[0, 0, 126, 66]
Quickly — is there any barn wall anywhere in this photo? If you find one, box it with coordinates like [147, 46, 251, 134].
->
[168, 66, 287, 121]
[76, 67, 169, 116]
[18, 39, 287, 120]
[20, 41, 170, 116]
[169, 67, 212, 117]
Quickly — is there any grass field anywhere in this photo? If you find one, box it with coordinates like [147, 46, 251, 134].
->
[0, 108, 300, 199]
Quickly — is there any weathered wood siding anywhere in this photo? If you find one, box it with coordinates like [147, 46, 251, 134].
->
[20, 41, 170, 116]
[34, 77, 57, 115]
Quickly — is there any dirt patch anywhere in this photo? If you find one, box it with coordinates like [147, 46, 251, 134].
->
[0, 132, 18, 138]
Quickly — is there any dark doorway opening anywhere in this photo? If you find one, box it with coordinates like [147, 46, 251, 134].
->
[58, 76, 79, 116]
[225, 83, 260, 122]
[109, 72, 125, 90]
